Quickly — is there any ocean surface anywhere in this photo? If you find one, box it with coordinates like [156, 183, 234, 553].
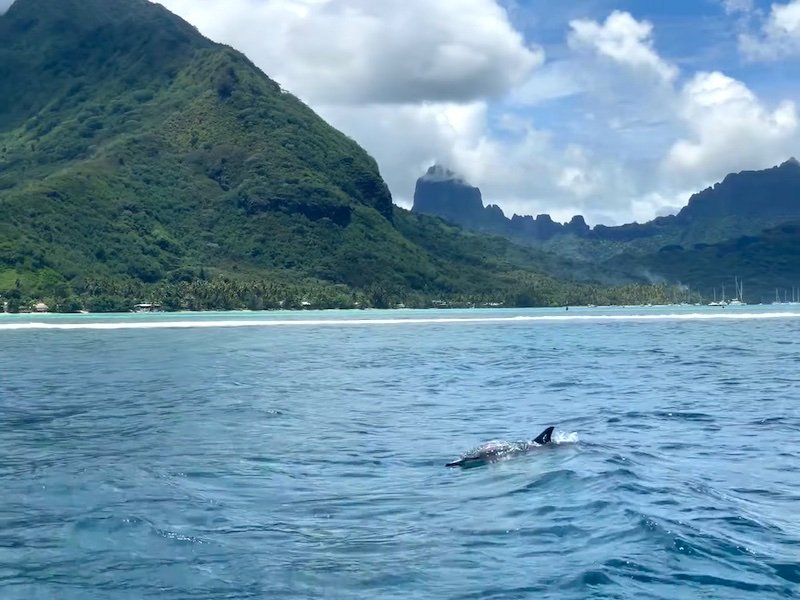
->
[1, 305, 799, 599]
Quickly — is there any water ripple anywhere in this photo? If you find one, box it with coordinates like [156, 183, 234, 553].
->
[1, 307, 799, 599]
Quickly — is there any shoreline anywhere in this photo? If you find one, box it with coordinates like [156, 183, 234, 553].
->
[0, 302, 792, 318]
[0, 303, 700, 316]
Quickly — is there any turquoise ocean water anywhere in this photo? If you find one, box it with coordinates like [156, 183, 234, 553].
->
[1, 305, 799, 598]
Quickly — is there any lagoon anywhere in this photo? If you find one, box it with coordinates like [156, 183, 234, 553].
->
[1, 306, 799, 598]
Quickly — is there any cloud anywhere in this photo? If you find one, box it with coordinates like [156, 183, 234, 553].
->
[317, 99, 648, 225]
[0, 0, 14, 14]
[156, 0, 543, 104]
[567, 10, 678, 84]
[664, 71, 798, 183]
[721, 0, 753, 14]
[508, 61, 585, 106]
[316, 101, 489, 208]
[739, 0, 800, 59]
[156, 0, 646, 224]
[124, 2, 799, 226]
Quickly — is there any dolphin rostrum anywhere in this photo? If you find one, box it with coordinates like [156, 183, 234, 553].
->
[445, 426, 555, 468]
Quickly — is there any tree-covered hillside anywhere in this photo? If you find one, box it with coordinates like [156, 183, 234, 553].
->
[610, 221, 800, 304]
[0, 0, 681, 312]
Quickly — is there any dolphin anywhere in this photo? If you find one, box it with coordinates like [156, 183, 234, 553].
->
[445, 426, 555, 468]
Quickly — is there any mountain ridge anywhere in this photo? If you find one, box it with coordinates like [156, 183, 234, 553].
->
[411, 158, 800, 301]
[412, 158, 800, 245]
[0, 0, 678, 311]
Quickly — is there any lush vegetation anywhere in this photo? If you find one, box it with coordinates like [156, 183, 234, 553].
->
[0, 270, 692, 314]
[610, 221, 800, 304]
[415, 158, 800, 254]
[0, 207, 689, 312]
[413, 155, 800, 296]
[0, 0, 688, 313]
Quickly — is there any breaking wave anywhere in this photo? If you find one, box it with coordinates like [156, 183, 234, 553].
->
[0, 311, 799, 331]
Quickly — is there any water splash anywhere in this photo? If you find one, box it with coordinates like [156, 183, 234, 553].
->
[554, 431, 580, 444]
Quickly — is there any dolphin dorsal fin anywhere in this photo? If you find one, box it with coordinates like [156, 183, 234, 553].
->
[533, 426, 555, 445]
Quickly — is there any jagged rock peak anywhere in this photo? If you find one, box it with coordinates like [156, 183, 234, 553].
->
[570, 215, 588, 226]
[420, 163, 468, 184]
[781, 157, 799, 168]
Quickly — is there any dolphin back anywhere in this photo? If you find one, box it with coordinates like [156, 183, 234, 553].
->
[533, 426, 555, 445]
[446, 428, 556, 468]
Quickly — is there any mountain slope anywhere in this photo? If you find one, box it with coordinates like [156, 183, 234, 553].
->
[611, 221, 800, 303]
[0, 0, 676, 310]
[0, 0, 419, 294]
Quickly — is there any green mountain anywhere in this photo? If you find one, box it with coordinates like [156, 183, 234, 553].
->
[412, 159, 800, 261]
[410, 158, 800, 300]
[0, 0, 678, 312]
[612, 221, 800, 304]
[604, 160, 800, 302]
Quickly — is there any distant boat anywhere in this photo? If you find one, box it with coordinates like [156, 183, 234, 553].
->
[133, 303, 162, 313]
[709, 278, 746, 307]
[728, 276, 746, 306]
[775, 286, 800, 305]
[708, 287, 725, 307]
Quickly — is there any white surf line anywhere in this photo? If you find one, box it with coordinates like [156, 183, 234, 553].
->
[0, 312, 798, 331]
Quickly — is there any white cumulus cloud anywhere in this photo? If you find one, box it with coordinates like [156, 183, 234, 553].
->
[155, 0, 543, 104]
[664, 71, 798, 183]
[316, 99, 644, 225]
[740, 0, 800, 60]
[567, 10, 678, 84]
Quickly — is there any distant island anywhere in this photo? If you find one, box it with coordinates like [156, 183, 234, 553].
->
[0, 0, 687, 313]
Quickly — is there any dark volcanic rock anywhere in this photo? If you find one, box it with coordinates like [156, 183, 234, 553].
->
[509, 214, 564, 241]
[412, 165, 508, 232]
[410, 158, 800, 246]
[566, 215, 590, 236]
[411, 164, 605, 242]
[676, 158, 800, 223]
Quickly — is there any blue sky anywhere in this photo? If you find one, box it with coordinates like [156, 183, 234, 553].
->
[113, 0, 800, 223]
[5, 0, 799, 224]
[502, 0, 800, 152]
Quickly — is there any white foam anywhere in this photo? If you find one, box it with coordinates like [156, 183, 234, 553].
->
[554, 431, 580, 445]
[0, 311, 798, 331]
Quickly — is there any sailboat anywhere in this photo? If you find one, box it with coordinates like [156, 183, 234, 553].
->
[708, 287, 724, 307]
[727, 277, 746, 306]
